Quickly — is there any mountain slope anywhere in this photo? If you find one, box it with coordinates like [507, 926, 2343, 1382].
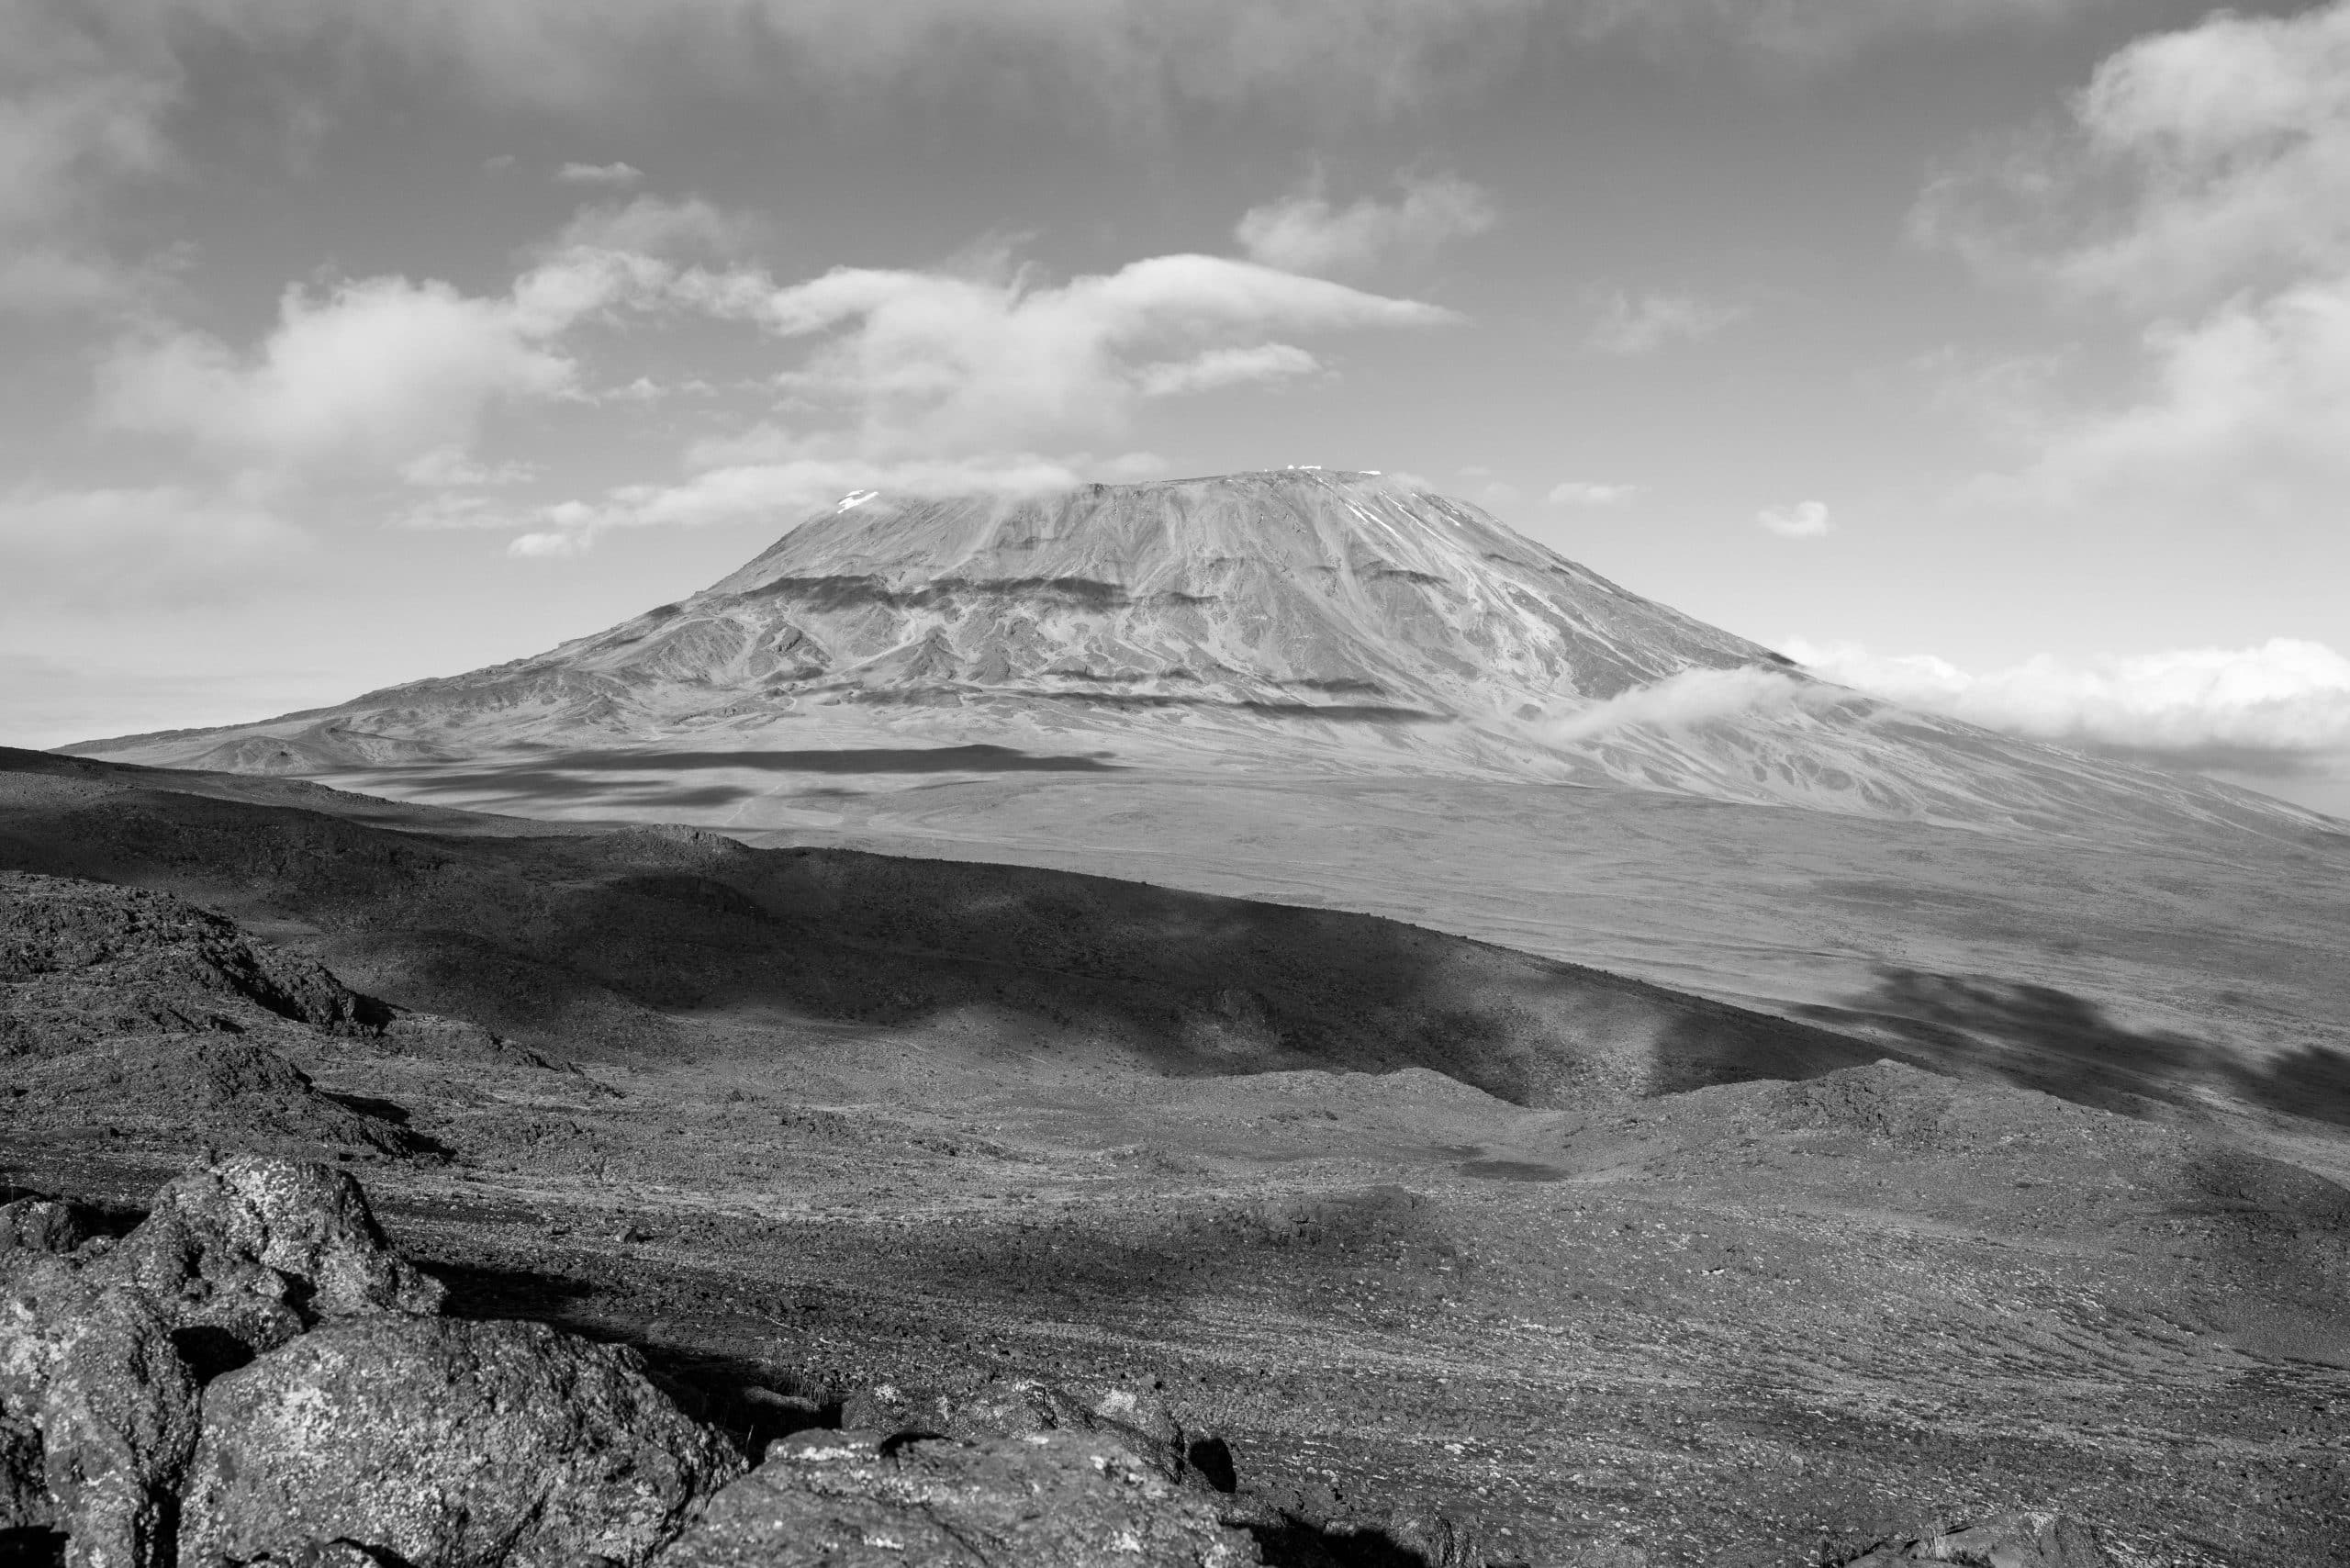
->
[71, 469, 2318, 839]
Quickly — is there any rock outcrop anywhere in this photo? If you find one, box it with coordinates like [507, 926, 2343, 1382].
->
[101, 1156, 444, 1363]
[4, 1036, 433, 1161]
[0, 872, 436, 1162]
[664, 1427, 1259, 1568]
[1840, 1511, 2109, 1567]
[178, 1316, 744, 1568]
[0, 873, 369, 1052]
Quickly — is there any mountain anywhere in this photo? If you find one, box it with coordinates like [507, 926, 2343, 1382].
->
[72, 468, 2312, 840]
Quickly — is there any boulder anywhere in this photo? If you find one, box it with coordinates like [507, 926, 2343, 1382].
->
[99, 1156, 443, 1361]
[0, 1201, 91, 1256]
[837, 1374, 1214, 1490]
[0, 1268, 200, 1568]
[176, 1316, 743, 1568]
[663, 1427, 1261, 1568]
[1841, 1511, 2108, 1567]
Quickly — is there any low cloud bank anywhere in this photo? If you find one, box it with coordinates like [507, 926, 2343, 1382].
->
[1784, 636, 2350, 772]
[1543, 666, 1836, 743]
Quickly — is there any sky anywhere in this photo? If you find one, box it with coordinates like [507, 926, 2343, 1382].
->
[2, 0, 2346, 813]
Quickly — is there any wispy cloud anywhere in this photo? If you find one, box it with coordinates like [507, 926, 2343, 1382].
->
[1756, 499, 1831, 538]
[1575, 0, 2112, 69]
[1916, 2, 2350, 520]
[555, 161, 643, 186]
[1914, 1, 2350, 309]
[1547, 480, 1639, 505]
[1236, 171, 1496, 279]
[95, 275, 576, 476]
[1586, 289, 1743, 355]
[1135, 342, 1324, 397]
[1543, 666, 1834, 744]
[699, 251, 1456, 456]
[498, 454, 1127, 557]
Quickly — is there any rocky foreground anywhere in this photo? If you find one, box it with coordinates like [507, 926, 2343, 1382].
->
[4, 1157, 2106, 1568]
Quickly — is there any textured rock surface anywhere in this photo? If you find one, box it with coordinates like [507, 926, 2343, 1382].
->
[665, 1428, 1259, 1568]
[177, 1316, 742, 1568]
[2, 1036, 432, 1161]
[101, 1156, 444, 1359]
[839, 1376, 1208, 1489]
[0, 1271, 198, 1568]
[0, 872, 367, 1052]
[0, 1202, 90, 1257]
[1841, 1511, 2109, 1566]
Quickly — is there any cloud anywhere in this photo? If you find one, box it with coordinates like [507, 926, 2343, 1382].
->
[0, 0, 2118, 328]
[1136, 342, 1323, 397]
[1235, 171, 1496, 279]
[6, 1, 1546, 135]
[1577, 0, 2111, 68]
[398, 448, 538, 488]
[1784, 636, 2350, 774]
[497, 454, 1128, 556]
[96, 275, 575, 474]
[0, 481, 308, 604]
[1916, 4, 2350, 515]
[707, 252, 1456, 455]
[1756, 499, 1831, 538]
[551, 195, 757, 259]
[149, 216, 1453, 549]
[0, 6, 180, 312]
[1587, 289, 1743, 355]
[1979, 273, 2350, 509]
[1547, 480, 1639, 505]
[555, 161, 643, 186]
[1915, 0, 2350, 308]
[1543, 666, 1833, 744]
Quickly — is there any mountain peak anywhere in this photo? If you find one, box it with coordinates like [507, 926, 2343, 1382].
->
[688, 468, 1767, 722]
[66, 470, 2315, 840]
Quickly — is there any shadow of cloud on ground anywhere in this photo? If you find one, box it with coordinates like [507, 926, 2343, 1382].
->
[1801, 966, 2350, 1130]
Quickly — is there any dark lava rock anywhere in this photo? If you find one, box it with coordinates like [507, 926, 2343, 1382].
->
[0, 1204, 89, 1257]
[1840, 1511, 2109, 1566]
[1, 1037, 431, 1161]
[0, 874, 370, 1054]
[0, 1268, 199, 1568]
[101, 1156, 444, 1360]
[664, 1427, 1261, 1568]
[178, 1316, 743, 1568]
